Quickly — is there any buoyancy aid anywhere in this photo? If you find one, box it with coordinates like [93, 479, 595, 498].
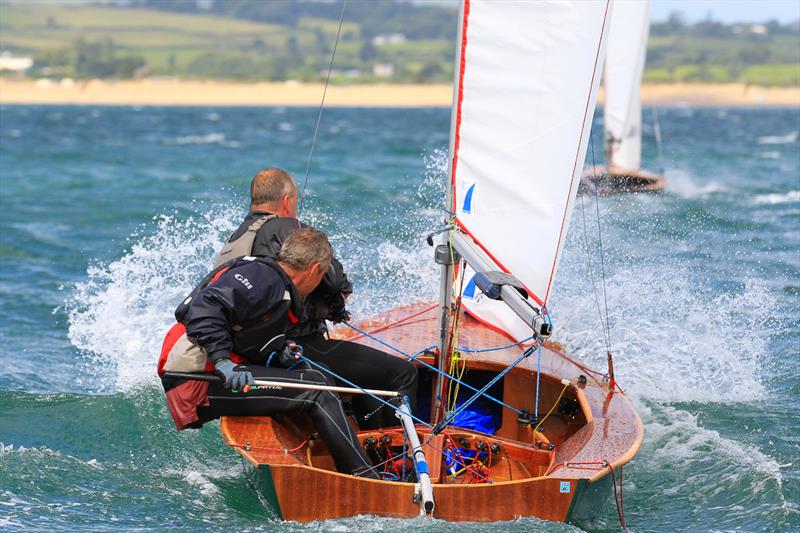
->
[215, 213, 351, 338]
[211, 214, 276, 269]
[157, 256, 301, 430]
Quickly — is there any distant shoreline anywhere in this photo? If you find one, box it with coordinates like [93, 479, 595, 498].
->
[1, 79, 797, 107]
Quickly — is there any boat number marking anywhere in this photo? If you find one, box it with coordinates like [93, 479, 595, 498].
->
[559, 481, 570, 493]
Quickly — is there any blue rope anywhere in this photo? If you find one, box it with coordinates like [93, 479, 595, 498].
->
[345, 323, 528, 417]
[433, 346, 534, 435]
[297, 354, 433, 429]
[457, 336, 534, 353]
[534, 344, 542, 419]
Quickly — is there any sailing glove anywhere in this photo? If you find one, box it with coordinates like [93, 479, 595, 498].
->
[214, 359, 254, 390]
[275, 341, 303, 368]
[329, 305, 351, 324]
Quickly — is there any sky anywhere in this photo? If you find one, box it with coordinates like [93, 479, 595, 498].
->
[649, 0, 799, 23]
[419, 0, 799, 24]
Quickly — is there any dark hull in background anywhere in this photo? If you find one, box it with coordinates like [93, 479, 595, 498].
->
[581, 165, 666, 195]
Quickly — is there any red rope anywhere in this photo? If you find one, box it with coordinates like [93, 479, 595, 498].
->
[608, 462, 627, 529]
[546, 459, 627, 528]
[545, 460, 607, 475]
[348, 304, 438, 340]
[545, 344, 626, 394]
[226, 439, 308, 454]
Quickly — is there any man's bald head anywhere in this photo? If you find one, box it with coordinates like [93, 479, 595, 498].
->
[250, 167, 297, 217]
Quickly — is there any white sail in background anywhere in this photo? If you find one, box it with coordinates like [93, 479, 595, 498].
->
[451, 0, 611, 341]
[604, 0, 650, 172]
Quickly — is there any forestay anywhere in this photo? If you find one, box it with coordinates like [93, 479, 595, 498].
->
[604, 0, 650, 171]
[450, 0, 611, 341]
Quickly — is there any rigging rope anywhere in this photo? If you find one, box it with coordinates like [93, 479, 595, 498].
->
[297, 0, 348, 214]
[297, 354, 432, 429]
[447, 259, 468, 413]
[433, 346, 535, 434]
[608, 461, 627, 529]
[585, 134, 619, 389]
[651, 106, 666, 176]
[586, 135, 612, 353]
[530, 382, 568, 437]
[343, 322, 528, 417]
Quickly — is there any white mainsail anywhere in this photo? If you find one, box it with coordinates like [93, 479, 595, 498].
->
[450, 0, 612, 341]
[604, 0, 650, 172]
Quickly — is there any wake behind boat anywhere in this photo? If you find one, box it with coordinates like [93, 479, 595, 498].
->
[217, 0, 642, 526]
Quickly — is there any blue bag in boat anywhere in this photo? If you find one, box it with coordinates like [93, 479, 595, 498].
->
[452, 405, 497, 435]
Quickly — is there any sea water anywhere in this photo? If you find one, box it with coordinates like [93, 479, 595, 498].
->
[0, 105, 797, 532]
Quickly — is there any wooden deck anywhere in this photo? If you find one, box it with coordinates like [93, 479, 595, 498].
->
[335, 302, 643, 479]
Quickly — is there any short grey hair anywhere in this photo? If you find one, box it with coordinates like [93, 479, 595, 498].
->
[277, 227, 332, 272]
[250, 167, 296, 207]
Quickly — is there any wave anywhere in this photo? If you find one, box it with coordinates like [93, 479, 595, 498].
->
[630, 401, 797, 529]
[664, 169, 726, 199]
[65, 208, 240, 393]
[551, 269, 769, 403]
[753, 190, 800, 205]
[758, 131, 798, 145]
[166, 133, 226, 145]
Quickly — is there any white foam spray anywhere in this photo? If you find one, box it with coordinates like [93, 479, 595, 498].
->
[753, 190, 800, 205]
[62, 146, 788, 520]
[665, 168, 727, 198]
[66, 206, 241, 393]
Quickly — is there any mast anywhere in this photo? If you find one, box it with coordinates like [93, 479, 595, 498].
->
[432, 0, 467, 425]
[441, 0, 611, 343]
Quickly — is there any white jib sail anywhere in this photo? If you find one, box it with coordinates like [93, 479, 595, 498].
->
[451, 0, 611, 341]
[604, 0, 651, 172]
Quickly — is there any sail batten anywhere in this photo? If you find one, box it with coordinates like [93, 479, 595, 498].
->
[450, 0, 611, 340]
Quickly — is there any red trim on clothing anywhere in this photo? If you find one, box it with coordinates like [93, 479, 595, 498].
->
[544, 0, 611, 305]
[209, 266, 230, 285]
[157, 322, 187, 376]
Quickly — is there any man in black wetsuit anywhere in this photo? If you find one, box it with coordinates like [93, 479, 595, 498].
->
[158, 228, 375, 477]
[216, 167, 418, 429]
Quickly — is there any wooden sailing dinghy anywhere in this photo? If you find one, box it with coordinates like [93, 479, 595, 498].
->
[582, 0, 666, 195]
[222, 303, 642, 523]
[222, 0, 642, 525]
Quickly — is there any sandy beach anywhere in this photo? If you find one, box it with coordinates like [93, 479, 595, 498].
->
[0, 78, 797, 107]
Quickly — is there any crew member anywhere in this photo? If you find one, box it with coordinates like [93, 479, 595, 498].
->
[158, 228, 375, 477]
[215, 167, 418, 429]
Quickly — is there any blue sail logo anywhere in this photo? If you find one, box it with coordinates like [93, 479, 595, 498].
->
[463, 274, 477, 299]
[462, 182, 476, 214]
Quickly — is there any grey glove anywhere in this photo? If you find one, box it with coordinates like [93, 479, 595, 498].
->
[275, 341, 303, 368]
[214, 359, 254, 390]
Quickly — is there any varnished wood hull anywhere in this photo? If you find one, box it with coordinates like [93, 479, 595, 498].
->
[581, 165, 665, 195]
[221, 302, 643, 524]
[240, 456, 595, 522]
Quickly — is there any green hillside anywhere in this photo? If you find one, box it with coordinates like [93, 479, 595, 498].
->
[0, 1, 797, 86]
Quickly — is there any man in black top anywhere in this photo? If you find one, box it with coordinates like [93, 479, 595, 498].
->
[218, 168, 417, 429]
[160, 228, 375, 476]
